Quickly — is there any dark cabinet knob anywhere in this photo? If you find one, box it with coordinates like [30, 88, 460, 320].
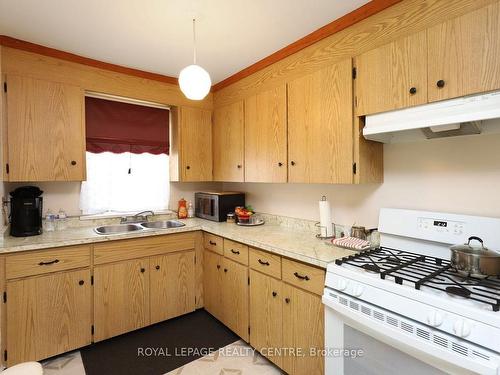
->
[237, 165, 242, 169]
[278, 162, 283, 167]
[71, 160, 77, 166]
[224, 268, 228, 273]
[272, 291, 277, 297]
[436, 80, 445, 88]
[155, 265, 160, 270]
[140, 268, 145, 273]
[79, 280, 84, 286]
[290, 161, 296, 166]
[409, 87, 417, 95]
[216, 265, 221, 269]
[186, 165, 190, 170]
[285, 297, 290, 304]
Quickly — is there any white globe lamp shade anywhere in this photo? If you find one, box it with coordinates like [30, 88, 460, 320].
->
[179, 64, 211, 100]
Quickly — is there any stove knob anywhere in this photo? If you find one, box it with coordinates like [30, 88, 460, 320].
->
[453, 319, 471, 338]
[352, 284, 364, 297]
[426, 311, 443, 327]
[337, 279, 348, 291]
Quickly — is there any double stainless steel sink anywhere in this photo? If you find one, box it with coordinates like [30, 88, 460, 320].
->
[94, 220, 185, 235]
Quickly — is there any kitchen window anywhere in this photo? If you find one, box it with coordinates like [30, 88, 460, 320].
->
[80, 95, 170, 215]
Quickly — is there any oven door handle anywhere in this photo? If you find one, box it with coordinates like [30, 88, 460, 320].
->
[322, 291, 500, 375]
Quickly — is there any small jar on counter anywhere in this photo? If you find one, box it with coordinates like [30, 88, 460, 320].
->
[226, 212, 235, 223]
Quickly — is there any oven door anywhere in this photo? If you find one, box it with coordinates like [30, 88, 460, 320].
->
[323, 288, 500, 375]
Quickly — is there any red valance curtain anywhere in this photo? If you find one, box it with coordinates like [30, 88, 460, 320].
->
[85, 97, 169, 154]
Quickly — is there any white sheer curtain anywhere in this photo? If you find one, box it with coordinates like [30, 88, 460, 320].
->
[80, 151, 169, 215]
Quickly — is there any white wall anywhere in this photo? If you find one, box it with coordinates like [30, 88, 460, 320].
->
[4, 181, 221, 217]
[224, 132, 500, 228]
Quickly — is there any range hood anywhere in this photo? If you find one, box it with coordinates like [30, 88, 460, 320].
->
[363, 90, 500, 143]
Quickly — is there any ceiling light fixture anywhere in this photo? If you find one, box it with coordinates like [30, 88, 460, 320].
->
[179, 18, 211, 100]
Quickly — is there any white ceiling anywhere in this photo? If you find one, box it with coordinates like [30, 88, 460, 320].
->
[0, 0, 370, 84]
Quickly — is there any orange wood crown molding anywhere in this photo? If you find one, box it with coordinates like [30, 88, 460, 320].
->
[211, 0, 403, 92]
[0, 35, 179, 86]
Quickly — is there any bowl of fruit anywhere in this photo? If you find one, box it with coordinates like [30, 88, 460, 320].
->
[235, 206, 254, 224]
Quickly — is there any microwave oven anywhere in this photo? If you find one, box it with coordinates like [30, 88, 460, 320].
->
[195, 192, 245, 222]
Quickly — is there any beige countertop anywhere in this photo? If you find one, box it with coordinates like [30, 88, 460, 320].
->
[0, 218, 355, 268]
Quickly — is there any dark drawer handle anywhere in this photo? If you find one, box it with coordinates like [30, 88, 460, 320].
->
[294, 272, 310, 281]
[209, 240, 217, 246]
[79, 280, 84, 286]
[140, 268, 146, 273]
[285, 297, 290, 304]
[258, 259, 270, 266]
[155, 265, 160, 270]
[272, 291, 277, 297]
[39, 259, 60, 266]
[230, 249, 240, 255]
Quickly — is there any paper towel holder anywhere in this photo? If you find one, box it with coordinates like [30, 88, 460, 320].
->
[315, 222, 336, 240]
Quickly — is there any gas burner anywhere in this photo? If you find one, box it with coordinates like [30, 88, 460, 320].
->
[446, 286, 472, 298]
[362, 264, 380, 273]
[335, 247, 500, 312]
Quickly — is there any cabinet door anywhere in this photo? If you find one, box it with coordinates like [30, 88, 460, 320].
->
[355, 30, 427, 115]
[244, 85, 287, 182]
[94, 258, 150, 341]
[428, 3, 500, 102]
[180, 106, 212, 181]
[150, 250, 195, 324]
[249, 270, 283, 368]
[6, 269, 91, 366]
[203, 250, 223, 321]
[222, 257, 249, 341]
[213, 101, 244, 182]
[6, 75, 85, 181]
[288, 59, 354, 184]
[282, 284, 324, 375]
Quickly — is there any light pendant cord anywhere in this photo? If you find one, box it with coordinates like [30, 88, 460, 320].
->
[192, 18, 197, 65]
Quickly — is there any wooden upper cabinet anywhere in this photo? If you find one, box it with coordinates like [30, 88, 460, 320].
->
[179, 106, 212, 181]
[213, 101, 244, 182]
[288, 59, 354, 184]
[244, 85, 287, 183]
[355, 30, 428, 116]
[427, 3, 500, 102]
[5, 75, 85, 181]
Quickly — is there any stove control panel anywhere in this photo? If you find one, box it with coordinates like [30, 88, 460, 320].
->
[417, 217, 464, 235]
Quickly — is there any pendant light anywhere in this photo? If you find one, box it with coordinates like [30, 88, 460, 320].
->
[179, 18, 211, 100]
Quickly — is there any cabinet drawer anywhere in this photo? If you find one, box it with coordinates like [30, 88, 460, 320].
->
[204, 233, 223, 255]
[6, 245, 91, 279]
[223, 239, 248, 265]
[282, 259, 325, 295]
[249, 248, 281, 279]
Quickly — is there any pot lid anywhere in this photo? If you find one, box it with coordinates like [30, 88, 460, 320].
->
[451, 236, 500, 257]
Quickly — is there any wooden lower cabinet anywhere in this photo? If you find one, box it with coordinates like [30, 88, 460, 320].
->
[249, 270, 283, 368]
[94, 258, 150, 341]
[282, 283, 324, 375]
[203, 250, 224, 320]
[6, 269, 91, 366]
[150, 251, 196, 324]
[221, 257, 249, 341]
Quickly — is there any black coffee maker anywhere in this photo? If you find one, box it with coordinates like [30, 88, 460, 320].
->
[10, 186, 43, 237]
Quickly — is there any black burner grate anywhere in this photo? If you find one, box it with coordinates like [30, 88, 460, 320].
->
[334, 247, 500, 312]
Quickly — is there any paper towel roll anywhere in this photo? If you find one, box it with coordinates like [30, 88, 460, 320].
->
[319, 196, 333, 237]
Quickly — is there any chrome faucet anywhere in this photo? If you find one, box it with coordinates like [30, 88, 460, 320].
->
[120, 210, 155, 224]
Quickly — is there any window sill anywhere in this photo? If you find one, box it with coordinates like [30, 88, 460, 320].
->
[79, 209, 175, 221]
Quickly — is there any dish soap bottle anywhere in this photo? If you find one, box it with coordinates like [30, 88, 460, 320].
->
[187, 201, 194, 218]
[178, 198, 188, 219]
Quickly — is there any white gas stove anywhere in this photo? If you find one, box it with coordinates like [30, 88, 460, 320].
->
[323, 208, 500, 375]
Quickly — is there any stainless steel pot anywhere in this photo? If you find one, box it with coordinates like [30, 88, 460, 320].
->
[450, 236, 500, 278]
